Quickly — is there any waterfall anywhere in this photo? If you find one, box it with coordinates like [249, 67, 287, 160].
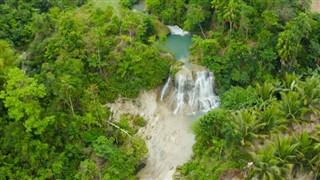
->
[160, 25, 219, 114]
[161, 65, 219, 114]
[160, 76, 171, 101]
[172, 71, 193, 114]
[189, 71, 219, 112]
[167, 25, 190, 36]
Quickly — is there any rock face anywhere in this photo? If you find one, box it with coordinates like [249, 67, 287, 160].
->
[160, 65, 220, 114]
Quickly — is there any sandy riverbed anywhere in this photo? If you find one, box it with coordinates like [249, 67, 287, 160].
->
[108, 90, 196, 180]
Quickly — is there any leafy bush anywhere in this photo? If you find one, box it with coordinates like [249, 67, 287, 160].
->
[221, 86, 258, 110]
[192, 109, 229, 141]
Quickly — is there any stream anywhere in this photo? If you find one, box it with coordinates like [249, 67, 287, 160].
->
[108, 3, 219, 180]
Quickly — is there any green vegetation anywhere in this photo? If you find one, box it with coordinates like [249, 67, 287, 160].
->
[0, 1, 172, 179]
[147, 0, 320, 92]
[1, 0, 320, 179]
[181, 74, 320, 179]
[144, 0, 320, 179]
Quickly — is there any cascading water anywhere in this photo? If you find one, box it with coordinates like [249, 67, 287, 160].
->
[160, 26, 219, 114]
[160, 76, 171, 101]
[190, 71, 218, 111]
[167, 25, 190, 36]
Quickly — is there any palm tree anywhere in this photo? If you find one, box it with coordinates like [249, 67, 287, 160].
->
[223, 0, 241, 31]
[272, 135, 297, 174]
[281, 73, 301, 91]
[231, 109, 264, 146]
[293, 131, 317, 174]
[296, 74, 320, 117]
[249, 143, 285, 180]
[256, 104, 287, 134]
[256, 82, 275, 102]
[310, 140, 320, 180]
[277, 91, 302, 129]
[308, 128, 320, 180]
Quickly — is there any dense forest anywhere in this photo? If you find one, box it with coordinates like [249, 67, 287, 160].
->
[0, 0, 172, 179]
[0, 0, 319, 179]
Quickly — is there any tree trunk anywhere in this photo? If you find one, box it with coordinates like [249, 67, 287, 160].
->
[197, 23, 206, 39]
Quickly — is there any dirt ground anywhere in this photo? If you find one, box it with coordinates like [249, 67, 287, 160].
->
[312, 0, 320, 12]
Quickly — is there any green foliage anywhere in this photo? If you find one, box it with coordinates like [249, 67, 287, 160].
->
[0, 1, 87, 47]
[250, 132, 320, 179]
[221, 86, 258, 110]
[0, 68, 54, 134]
[181, 72, 320, 179]
[0, 1, 163, 179]
[193, 109, 229, 141]
[1, 0, 320, 179]
[250, 144, 284, 180]
[93, 136, 116, 159]
[133, 116, 147, 127]
[75, 159, 99, 180]
[109, 42, 172, 99]
[120, 0, 138, 8]
[184, 4, 206, 31]
[0, 40, 19, 89]
[171, 61, 184, 77]
[231, 109, 263, 146]
[277, 13, 314, 70]
[146, 0, 187, 25]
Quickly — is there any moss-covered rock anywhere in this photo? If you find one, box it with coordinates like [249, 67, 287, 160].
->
[171, 61, 184, 77]
[151, 17, 170, 37]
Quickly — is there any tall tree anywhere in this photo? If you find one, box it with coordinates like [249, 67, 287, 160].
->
[0, 67, 54, 134]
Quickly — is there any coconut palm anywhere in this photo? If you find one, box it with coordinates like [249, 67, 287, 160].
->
[294, 131, 319, 174]
[296, 74, 320, 117]
[256, 82, 275, 102]
[250, 143, 285, 180]
[281, 73, 301, 91]
[231, 109, 265, 146]
[309, 128, 320, 180]
[310, 141, 320, 180]
[256, 104, 287, 134]
[277, 91, 302, 129]
[272, 135, 297, 171]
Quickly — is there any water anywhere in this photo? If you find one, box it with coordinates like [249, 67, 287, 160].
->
[189, 71, 219, 112]
[160, 76, 171, 101]
[160, 26, 219, 115]
[167, 25, 190, 36]
[162, 26, 193, 60]
[132, 0, 146, 12]
[164, 66, 219, 114]
[134, 26, 219, 179]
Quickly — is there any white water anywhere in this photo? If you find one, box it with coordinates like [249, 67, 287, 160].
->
[161, 26, 219, 114]
[189, 71, 220, 112]
[162, 65, 220, 115]
[167, 25, 190, 36]
[160, 76, 171, 101]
